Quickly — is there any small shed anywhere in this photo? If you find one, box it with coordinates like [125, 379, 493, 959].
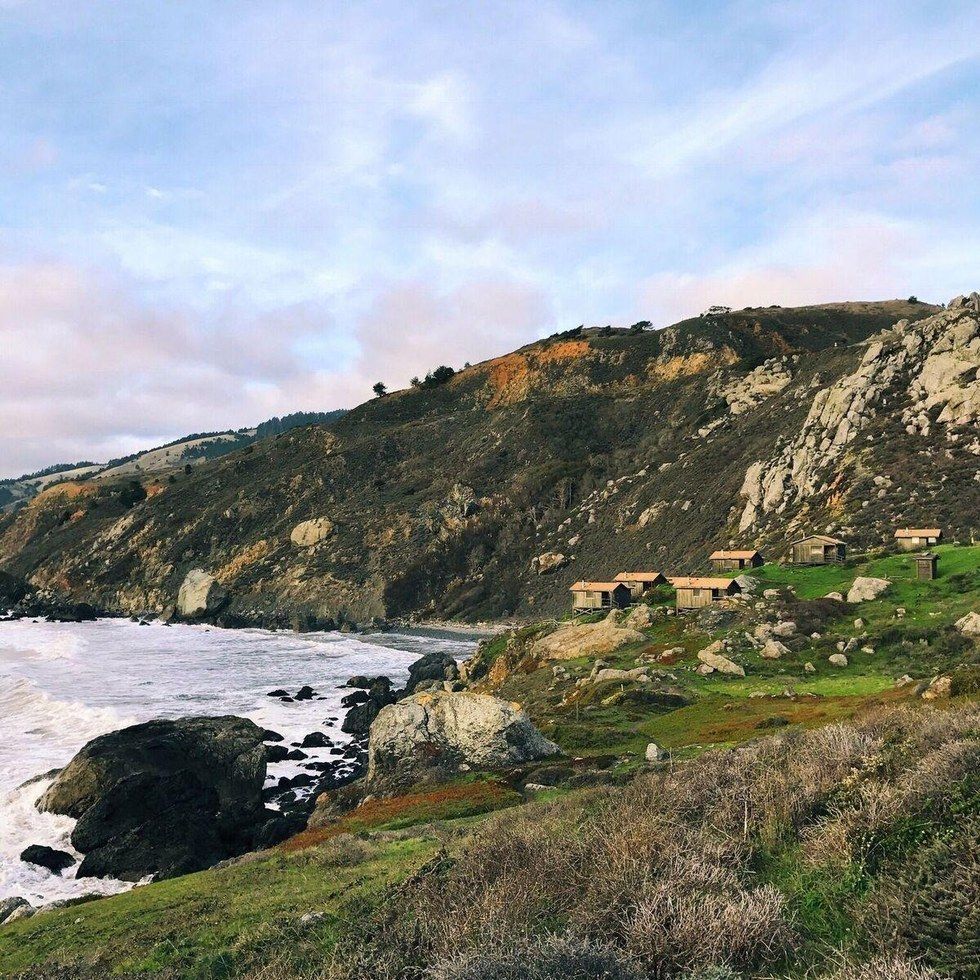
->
[895, 528, 942, 551]
[570, 581, 632, 613]
[613, 570, 667, 599]
[668, 576, 741, 610]
[913, 553, 939, 581]
[790, 534, 846, 565]
[709, 549, 763, 572]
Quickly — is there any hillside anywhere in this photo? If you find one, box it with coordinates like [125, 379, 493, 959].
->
[2, 296, 979, 626]
[0, 411, 347, 515]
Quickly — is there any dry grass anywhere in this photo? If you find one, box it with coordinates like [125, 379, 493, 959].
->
[319, 703, 980, 980]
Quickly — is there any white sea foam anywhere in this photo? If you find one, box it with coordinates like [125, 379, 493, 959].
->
[0, 618, 475, 904]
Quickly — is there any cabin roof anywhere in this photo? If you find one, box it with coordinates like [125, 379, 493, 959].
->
[791, 534, 845, 546]
[709, 550, 760, 560]
[614, 571, 664, 582]
[895, 528, 941, 538]
[569, 581, 627, 592]
[668, 576, 739, 589]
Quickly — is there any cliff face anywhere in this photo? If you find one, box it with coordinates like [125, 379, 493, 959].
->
[2, 297, 976, 625]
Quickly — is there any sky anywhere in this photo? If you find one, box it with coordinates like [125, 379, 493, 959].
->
[2, 0, 980, 477]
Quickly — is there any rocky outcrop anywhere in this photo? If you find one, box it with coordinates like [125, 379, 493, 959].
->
[176, 568, 226, 619]
[340, 677, 397, 737]
[739, 298, 980, 532]
[39, 716, 268, 881]
[716, 356, 793, 416]
[403, 650, 460, 695]
[847, 577, 890, 603]
[290, 517, 334, 547]
[366, 690, 560, 791]
[531, 612, 647, 661]
[531, 552, 568, 575]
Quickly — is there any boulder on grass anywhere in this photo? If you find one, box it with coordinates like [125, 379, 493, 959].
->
[846, 577, 890, 603]
[0, 897, 34, 925]
[38, 716, 267, 881]
[366, 691, 559, 792]
[531, 612, 646, 661]
[955, 611, 980, 637]
[697, 646, 745, 677]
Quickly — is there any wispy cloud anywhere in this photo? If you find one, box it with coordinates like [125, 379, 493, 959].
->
[1, 0, 979, 475]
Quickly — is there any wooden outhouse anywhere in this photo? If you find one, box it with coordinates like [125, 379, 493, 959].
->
[895, 528, 942, 551]
[668, 576, 741, 610]
[709, 549, 763, 572]
[613, 570, 667, 599]
[913, 553, 938, 581]
[790, 534, 846, 565]
[570, 581, 632, 613]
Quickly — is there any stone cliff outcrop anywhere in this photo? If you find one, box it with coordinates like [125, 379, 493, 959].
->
[738, 297, 980, 534]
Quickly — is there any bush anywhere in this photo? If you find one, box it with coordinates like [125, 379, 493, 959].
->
[819, 955, 946, 979]
[418, 365, 456, 388]
[431, 934, 643, 980]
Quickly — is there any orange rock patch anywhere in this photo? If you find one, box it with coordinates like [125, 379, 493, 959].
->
[216, 540, 271, 583]
[485, 340, 592, 408]
[648, 348, 739, 382]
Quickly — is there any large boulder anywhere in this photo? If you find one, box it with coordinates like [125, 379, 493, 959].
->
[531, 612, 646, 661]
[697, 644, 745, 677]
[38, 716, 267, 881]
[955, 611, 980, 636]
[176, 569, 226, 619]
[846, 577, 890, 603]
[20, 844, 74, 874]
[290, 517, 334, 547]
[0, 897, 34, 925]
[366, 691, 560, 791]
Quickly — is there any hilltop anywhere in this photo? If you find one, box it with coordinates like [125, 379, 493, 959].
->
[2, 295, 979, 627]
[0, 411, 346, 514]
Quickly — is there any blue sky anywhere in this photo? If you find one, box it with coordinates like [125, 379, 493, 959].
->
[2, 0, 980, 476]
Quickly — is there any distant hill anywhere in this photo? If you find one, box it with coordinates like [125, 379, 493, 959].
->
[2, 296, 978, 626]
[0, 410, 347, 512]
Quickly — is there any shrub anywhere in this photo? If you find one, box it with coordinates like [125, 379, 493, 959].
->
[819, 955, 946, 979]
[431, 934, 644, 980]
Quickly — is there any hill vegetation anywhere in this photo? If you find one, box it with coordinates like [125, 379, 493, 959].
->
[6, 296, 980, 628]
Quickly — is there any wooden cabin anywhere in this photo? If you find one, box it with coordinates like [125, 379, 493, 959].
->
[790, 534, 846, 565]
[709, 549, 763, 572]
[570, 581, 632, 613]
[895, 528, 942, 551]
[613, 570, 667, 599]
[913, 553, 939, 581]
[668, 576, 741, 610]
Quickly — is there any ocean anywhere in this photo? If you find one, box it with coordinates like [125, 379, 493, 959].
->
[0, 618, 475, 906]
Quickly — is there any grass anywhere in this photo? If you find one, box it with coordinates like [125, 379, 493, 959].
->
[0, 834, 437, 978]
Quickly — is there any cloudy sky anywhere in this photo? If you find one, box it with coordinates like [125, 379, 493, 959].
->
[2, 1, 980, 477]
